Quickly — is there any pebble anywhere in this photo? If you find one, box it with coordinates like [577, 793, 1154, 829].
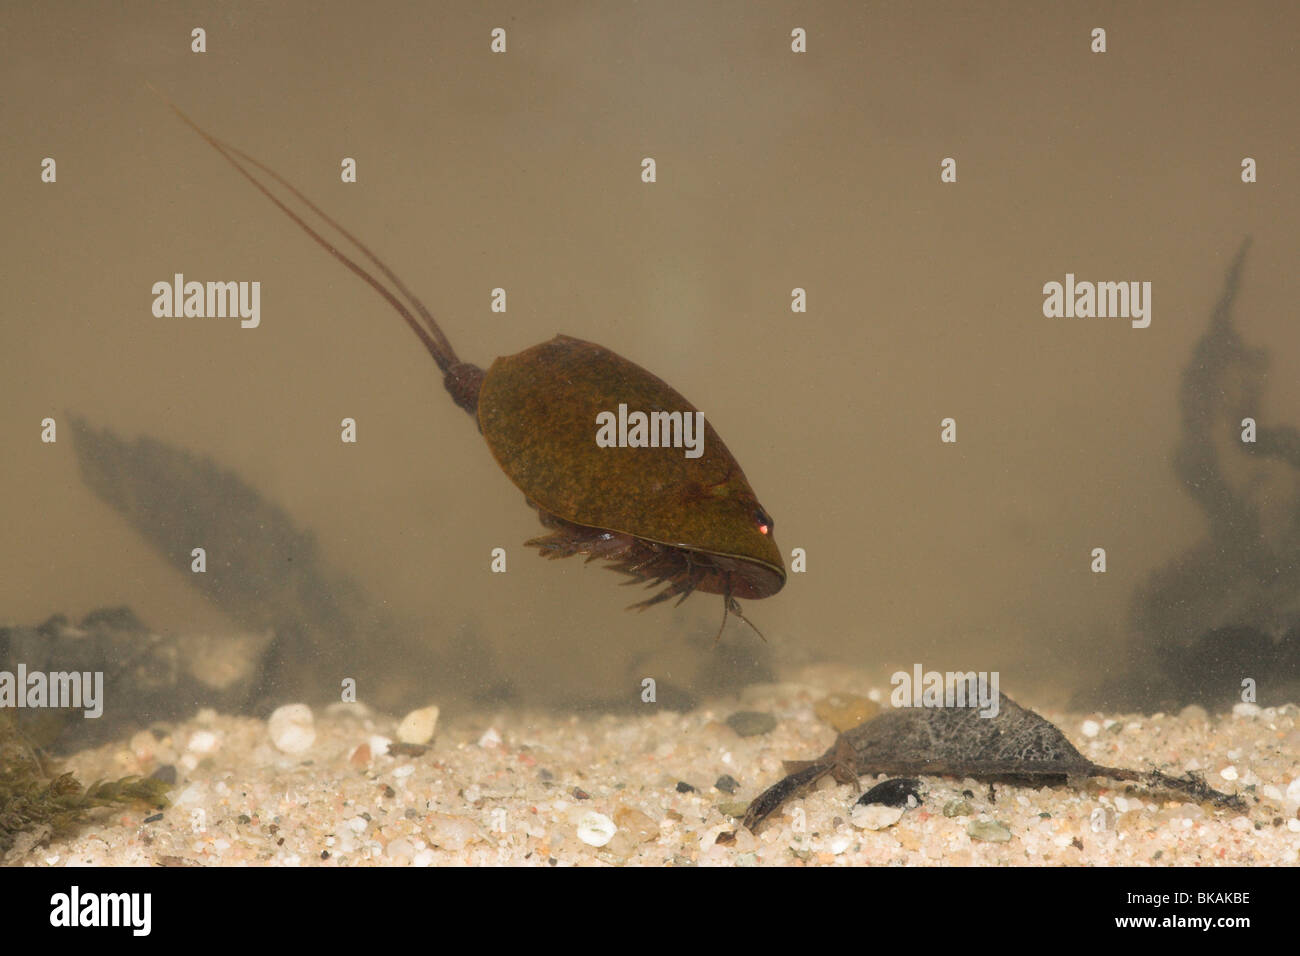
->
[576, 811, 617, 847]
[613, 806, 658, 843]
[1220, 765, 1239, 782]
[187, 730, 220, 754]
[1081, 719, 1101, 738]
[1286, 777, 1300, 807]
[478, 727, 503, 749]
[850, 804, 903, 830]
[1233, 702, 1262, 718]
[129, 730, 157, 762]
[426, 813, 481, 851]
[173, 783, 204, 806]
[368, 735, 392, 757]
[386, 837, 415, 861]
[1178, 704, 1209, 722]
[267, 703, 316, 753]
[397, 705, 441, 745]
[813, 694, 880, 731]
[943, 799, 974, 818]
[1090, 807, 1117, 832]
[968, 820, 1012, 843]
[726, 711, 777, 737]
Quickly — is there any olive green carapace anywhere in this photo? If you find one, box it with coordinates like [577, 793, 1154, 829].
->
[167, 102, 785, 624]
[478, 335, 785, 591]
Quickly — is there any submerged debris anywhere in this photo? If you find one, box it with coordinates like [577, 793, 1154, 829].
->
[742, 694, 1245, 832]
[0, 713, 171, 859]
[0, 606, 264, 751]
[1107, 239, 1300, 710]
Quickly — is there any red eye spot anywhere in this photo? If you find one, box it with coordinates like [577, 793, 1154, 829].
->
[753, 507, 773, 536]
[758, 523, 770, 536]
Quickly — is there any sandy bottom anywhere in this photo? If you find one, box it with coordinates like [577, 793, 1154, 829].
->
[16, 665, 1300, 867]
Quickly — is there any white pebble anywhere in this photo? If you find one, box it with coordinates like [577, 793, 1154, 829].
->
[412, 849, 434, 867]
[829, 835, 852, 854]
[129, 730, 157, 761]
[386, 838, 415, 860]
[1286, 777, 1300, 807]
[1287, 819, 1300, 833]
[1220, 765, 1239, 782]
[1262, 784, 1284, 801]
[173, 783, 204, 806]
[368, 735, 392, 757]
[1232, 702, 1262, 718]
[347, 816, 369, 833]
[478, 727, 502, 749]
[1080, 719, 1101, 738]
[393, 764, 415, 779]
[397, 705, 440, 745]
[427, 813, 480, 851]
[187, 730, 220, 754]
[1090, 807, 1116, 832]
[576, 811, 617, 846]
[850, 804, 903, 830]
[268, 703, 316, 753]
[1230, 816, 1252, 832]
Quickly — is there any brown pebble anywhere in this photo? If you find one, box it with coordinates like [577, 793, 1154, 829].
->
[813, 694, 879, 732]
[613, 806, 658, 843]
[349, 743, 371, 766]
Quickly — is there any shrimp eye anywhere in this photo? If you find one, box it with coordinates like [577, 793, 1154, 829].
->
[754, 508, 773, 536]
